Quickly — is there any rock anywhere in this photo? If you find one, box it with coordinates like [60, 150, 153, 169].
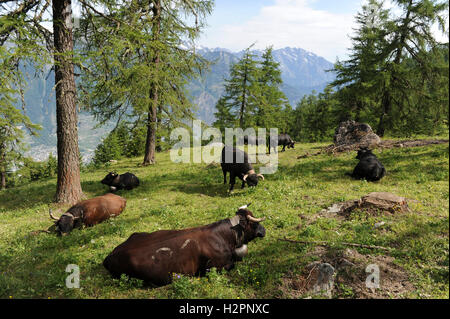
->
[374, 221, 386, 229]
[324, 203, 342, 214]
[312, 263, 335, 298]
[334, 120, 381, 148]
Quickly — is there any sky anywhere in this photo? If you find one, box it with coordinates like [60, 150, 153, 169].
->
[196, 0, 448, 62]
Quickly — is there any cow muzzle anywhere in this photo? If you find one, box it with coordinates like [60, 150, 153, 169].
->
[256, 224, 266, 238]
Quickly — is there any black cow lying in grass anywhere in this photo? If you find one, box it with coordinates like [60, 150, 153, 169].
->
[348, 148, 386, 181]
[221, 146, 264, 192]
[102, 204, 266, 287]
[101, 172, 140, 192]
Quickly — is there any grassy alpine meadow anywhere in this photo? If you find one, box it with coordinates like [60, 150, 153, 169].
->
[0, 139, 448, 299]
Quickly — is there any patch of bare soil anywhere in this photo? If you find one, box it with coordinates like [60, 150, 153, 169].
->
[297, 139, 448, 158]
[280, 247, 415, 299]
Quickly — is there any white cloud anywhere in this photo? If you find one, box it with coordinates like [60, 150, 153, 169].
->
[199, 0, 448, 62]
[199, 0, 359, 62]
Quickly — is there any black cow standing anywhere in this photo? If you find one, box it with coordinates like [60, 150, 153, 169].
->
[221, 146, 264, 192]
[348, 148, 386, 181]
[101, 172, 140, 192]
[269, 133, 295, 153]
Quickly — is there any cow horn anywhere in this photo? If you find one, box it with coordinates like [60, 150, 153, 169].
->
[257, 174, 264, 180]
[243, 174, 249, 181]
[49, 209, 59, 221]
[238, 203, 251, 210]
[247, 215, 266, 223]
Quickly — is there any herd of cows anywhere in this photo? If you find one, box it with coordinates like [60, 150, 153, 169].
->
[46, 133, 386, 287]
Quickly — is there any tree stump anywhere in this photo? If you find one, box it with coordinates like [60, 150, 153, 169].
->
[322, 192, 409, 217]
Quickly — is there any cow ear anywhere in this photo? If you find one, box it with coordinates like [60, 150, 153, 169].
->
[238, 214, 248, 227]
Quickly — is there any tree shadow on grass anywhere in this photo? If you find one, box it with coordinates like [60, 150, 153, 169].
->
[0, 180, 56, 212]
[171, 182, 229, 198]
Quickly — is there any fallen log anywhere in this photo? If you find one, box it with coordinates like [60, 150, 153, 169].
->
[297, 139, 448, 159]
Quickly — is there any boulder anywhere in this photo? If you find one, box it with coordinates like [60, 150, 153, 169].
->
[334, 120, 381, 148]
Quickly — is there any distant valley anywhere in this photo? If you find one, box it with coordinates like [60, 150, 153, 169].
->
[22, 46, 336, 162]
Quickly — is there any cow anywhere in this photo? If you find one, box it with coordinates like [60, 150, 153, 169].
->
[269, 133, 295, 153]
[101, 172, 140, 192]
[348, 148, 386, 182]
[221, 146, 264, 192]
[103, 204, 266, 287]
[49, 193, 126, 236]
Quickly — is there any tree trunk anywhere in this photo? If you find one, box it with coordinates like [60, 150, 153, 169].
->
[0, 145, 5, 190]
[142, 0, 161, 166]
[143, 102, 157, 165]
[53, 0, 83, 204]
[0, 170, 5, 190]
[377, 90, 390, 137]
[239, 65, 248, 128]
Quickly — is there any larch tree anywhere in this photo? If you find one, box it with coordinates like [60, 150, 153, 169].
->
[330, 0, 389, 124]
[0, 53, 41, 189]
[375, 0, 448, 136]
[213, 45, 260, 129]
[255, 46, 290, 132]
[77, 0, 214, 165]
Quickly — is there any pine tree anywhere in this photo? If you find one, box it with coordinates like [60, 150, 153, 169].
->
[255, 46, 291, 132]
[375, 0, 448, 136]
[330, 0, 389, 125]
[0, 36, 41, 190]
[213, 45, 260, 129]
[330, 0, 448, 137]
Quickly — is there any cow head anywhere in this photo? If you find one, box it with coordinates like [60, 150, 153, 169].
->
[101, 172, 120, 186]
[49, 208, 82, 236]
[356, 147, 373, 159]
[233, 204, 266, 244]
[243, 173, 264, 187]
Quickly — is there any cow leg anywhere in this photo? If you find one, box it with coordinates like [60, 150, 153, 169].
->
[282, 145, 286, 152]
[223, 170, 227, 184]
[229, 172, 236, 192]
[241, 180, 246, 189]
[209, 254, 235, 272]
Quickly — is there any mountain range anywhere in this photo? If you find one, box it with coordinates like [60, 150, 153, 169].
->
[21, 46, 336, 162]
[189, 46, 335, 124]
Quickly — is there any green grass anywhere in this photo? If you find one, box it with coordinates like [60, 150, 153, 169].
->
[0, 140, 448, 299]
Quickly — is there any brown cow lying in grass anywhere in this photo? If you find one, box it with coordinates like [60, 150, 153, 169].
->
[103, 204, 266, 286]
[49, 193, 126, 236]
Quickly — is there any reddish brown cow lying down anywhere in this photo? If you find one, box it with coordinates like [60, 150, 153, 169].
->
[49, 193, 126, 236]
[103, 205, 266, 286]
